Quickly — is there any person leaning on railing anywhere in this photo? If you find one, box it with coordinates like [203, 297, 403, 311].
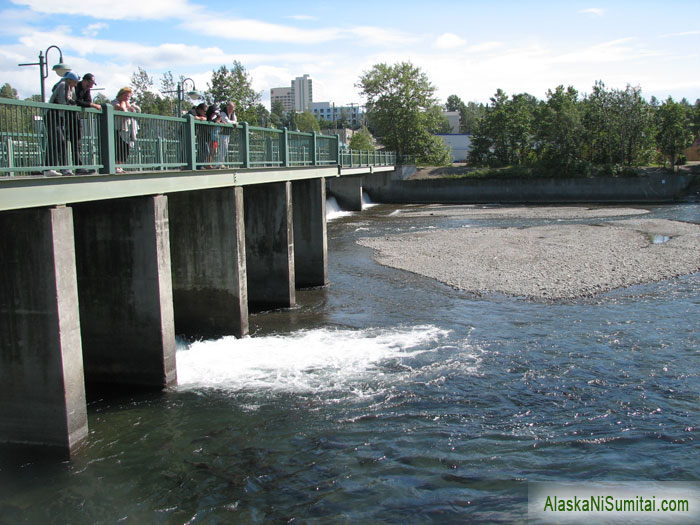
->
[73, 73, 102, 174]
[112, 87, 140, 174]
[44, 71, 79, 177]
[217, 101, 237, 167]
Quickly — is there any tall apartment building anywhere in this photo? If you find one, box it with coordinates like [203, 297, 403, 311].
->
[291, 74, 313, 111]
[270, 74, 313, 112]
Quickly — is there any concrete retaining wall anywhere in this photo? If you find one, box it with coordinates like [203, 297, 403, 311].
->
[363, 173, 699, 204]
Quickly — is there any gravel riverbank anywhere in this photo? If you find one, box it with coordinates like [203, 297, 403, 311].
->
[357, 206, 700, 299]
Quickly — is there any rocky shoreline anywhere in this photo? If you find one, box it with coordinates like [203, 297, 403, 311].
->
[357, 206, 700, 299]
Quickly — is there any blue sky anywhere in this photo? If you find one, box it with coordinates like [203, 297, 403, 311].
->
[1, 0, 698, 108]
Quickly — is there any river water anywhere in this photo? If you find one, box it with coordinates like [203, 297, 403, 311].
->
[1, 201, 699, 523]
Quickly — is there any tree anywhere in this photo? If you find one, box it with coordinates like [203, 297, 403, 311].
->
[655, 96, 693, 169]
[0, 83, 18, 99]
[296, 111, 320, 133]
[349, 127, 374, 150]
[206, 61, 261, 124]
[270, 100, 285, 129]
[358, 61, 450, 164]
[535, 85, 585, 173]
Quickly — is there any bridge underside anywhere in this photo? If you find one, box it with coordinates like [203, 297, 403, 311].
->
[0, 166, 391, 456]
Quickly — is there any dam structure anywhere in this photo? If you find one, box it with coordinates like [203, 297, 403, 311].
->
[0, 97, 396, 456]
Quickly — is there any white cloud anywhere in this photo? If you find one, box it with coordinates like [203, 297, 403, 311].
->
[434, 33, 467, 50]
[287, 15, 317, 21]
[83, 23, 108, 37]
[181, 16, 341, 44]
[578, 8, 606, 17]
[10, 0, 196, 20]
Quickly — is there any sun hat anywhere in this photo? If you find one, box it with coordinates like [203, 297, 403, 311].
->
[64, 72, 79, 82]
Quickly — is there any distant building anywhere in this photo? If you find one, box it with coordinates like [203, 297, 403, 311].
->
[312, 102, 363, 127]
[443, 111, 461, 134]
[291, 74, 313, 111]
[271, 87, 293, 112]
[270, 74, 313, 112]
[435, 134, 472, 162]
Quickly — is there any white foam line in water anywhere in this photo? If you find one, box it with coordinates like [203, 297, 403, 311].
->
[326, 196, 353, 221]
[362, 191, 378, 209]
[176, 325, 450, 394]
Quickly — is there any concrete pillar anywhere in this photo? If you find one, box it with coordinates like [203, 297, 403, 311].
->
[327, 175, 363, 211]
[243, 181, 295, 309]
[292, 178, 328, 288]
[0, 207, 87, 456]
[72, 196, 176, 388]
[168, 187, 249, 338]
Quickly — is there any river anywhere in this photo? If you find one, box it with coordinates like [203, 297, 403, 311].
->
[1, 200, 699, 523]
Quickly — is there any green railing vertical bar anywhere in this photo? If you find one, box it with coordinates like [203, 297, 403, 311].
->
[241, 122, 250, 169]
[99, 103, 116, 174]
[281, 127, 289, 167]
[312, 132, 317, 166]
[185, 114, 196, 170]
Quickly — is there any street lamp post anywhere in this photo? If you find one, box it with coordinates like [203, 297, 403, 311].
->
[164, 78, 201, 117]
[18, 45, 72, 102]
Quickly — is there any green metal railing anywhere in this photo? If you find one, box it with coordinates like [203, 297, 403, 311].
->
[1, 97, 396, 177]
[339, 149, 396, 167]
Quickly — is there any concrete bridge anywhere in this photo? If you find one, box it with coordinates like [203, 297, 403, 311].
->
[0, 97, 398, 456]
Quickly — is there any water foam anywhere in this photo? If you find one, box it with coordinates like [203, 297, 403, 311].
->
[362, 192, 378, 209]
[326, 196, 352, 221]
[176, 325, 451, 394]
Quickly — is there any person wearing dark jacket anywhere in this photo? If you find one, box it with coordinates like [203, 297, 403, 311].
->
[72, 74, 101, 173]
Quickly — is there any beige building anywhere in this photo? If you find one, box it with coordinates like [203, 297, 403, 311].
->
[271, 87, 293, 112]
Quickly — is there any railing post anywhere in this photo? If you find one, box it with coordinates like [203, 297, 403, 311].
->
[158, 136, 165, 171]
[185, 114, 196, 171]
[5, 137, 15, 177]
[311, 131, 317, 166]
[98, 104, 116, 174]
[281, 127, 289, 167]
[336, 135, 341, 167]
[241, 122, 249, 169]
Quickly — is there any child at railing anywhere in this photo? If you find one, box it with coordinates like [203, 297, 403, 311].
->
[112, 87, 140, 173]
[218, 102, 237, 167]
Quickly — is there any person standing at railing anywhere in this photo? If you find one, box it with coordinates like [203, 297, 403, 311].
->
[74, 73, 101, 174]
[112, 87, 140, 174]
[44, 71, 79, 176]
[205, 105, 222, 169]
[218, 102, 237, 167]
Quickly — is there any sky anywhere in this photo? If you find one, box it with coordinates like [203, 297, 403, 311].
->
[1, 0, 699, 109]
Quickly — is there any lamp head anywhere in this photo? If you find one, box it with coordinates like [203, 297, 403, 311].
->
[52, 62, 71, 77]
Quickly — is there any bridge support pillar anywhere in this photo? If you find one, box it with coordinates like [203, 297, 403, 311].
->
[243, 181, 295, 310]
[292, 178, 328, 288]
[169, 187, 249, 338]
[72, 196, 176, 388]
[327, 176, 363, 211]
[0, 207, 87, 456]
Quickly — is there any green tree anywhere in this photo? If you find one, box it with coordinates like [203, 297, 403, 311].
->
[270, 100, 285, 128]
[349, 126, 374, 150]
[426, 105, 452, 134]
[358, 61, 450, 164]
[655, 96, 693, 169]
[296, 111, 320, 133]
[535, 85, 586, 174]
[0, 83, 19, 99]
[206, 61, 261, 124]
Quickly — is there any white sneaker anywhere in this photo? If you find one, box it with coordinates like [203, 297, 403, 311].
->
[61, 170, 75, 176]
[44, 170, 61, 177]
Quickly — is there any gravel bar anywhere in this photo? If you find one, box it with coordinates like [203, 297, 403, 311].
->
[357, 207, 700, 299]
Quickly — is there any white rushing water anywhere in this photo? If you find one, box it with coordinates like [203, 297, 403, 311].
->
[175, 325, 466, 394]
[326, 196, 352, 221]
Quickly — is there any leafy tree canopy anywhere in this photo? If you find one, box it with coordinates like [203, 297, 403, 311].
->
[206, 61, 261, 125]
[349, 127, 374, 151]
[0, 83, 18, 99]
[296, 111, 320, 133]
[358, 61, 450, 164]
